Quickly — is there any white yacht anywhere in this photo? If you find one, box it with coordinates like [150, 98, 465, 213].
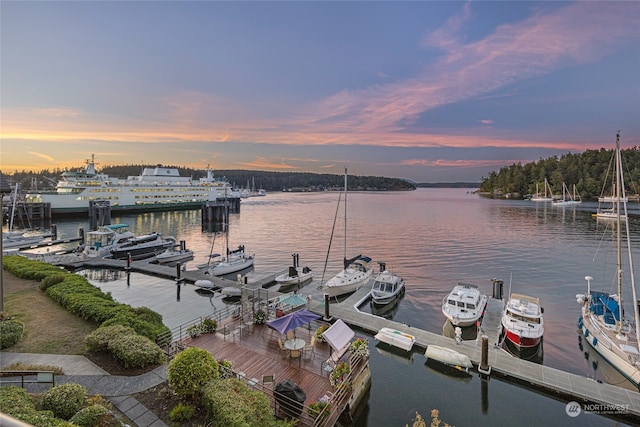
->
[442, 283, 488, 327]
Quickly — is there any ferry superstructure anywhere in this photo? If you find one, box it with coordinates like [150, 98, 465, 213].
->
[25, 155, 240, 215]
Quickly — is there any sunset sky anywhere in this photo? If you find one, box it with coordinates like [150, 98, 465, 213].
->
[1, 1, 639, 182]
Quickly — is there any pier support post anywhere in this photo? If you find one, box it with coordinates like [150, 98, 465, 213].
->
[125, 253, 132, 271]
[323, 294, 332, 321]
[478, 334, 491, 377]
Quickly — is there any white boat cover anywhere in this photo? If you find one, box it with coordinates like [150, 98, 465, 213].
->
[374, 327, 416, 351]
[322, 319, 355, 358]
[425, 345, 472, 369]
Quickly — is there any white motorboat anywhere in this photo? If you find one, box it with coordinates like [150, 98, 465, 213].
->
[502, 292, 544, 349]
[374, 327, 416, 351]
[275, 253, 313, 286]
[82, 224, 136, 258]
[321, 168, 374, 298]
[576, 132, 640, 388]
[425, 345, 472, 373]
[25, 155, 239, 214]
[442, 283, 488, 327]
[370, 262, 405, 306]
[109, 233, 175, 260]
[2, 229, 54, 250]
[155, 247, 194, 264]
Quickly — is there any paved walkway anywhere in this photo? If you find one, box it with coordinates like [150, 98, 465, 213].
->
[0, 352, 168, 427]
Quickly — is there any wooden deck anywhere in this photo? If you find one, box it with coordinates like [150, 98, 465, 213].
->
[184, 320, 338, 424]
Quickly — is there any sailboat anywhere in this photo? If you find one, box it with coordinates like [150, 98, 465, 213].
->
[530, 178, 554, 202]
[321, 168, 374, 298]
[576, 132, 640, 389]
[200, 200, 254, 276]
[552, 183, 582, 206]
[595, 151, 628, 220]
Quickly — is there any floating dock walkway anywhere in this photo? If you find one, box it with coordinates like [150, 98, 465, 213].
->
[306, 286, 640, 420]
[43, 254, 640, 420]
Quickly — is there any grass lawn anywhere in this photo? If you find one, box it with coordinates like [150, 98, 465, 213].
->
[2, 271, 97, 354]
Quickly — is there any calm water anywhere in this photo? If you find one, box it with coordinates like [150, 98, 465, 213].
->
[44, 188, 640, 426]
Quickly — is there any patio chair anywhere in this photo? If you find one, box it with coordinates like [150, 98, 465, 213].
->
[277, 337, 288, 357]
[262, 374, 275, 388]
[286, 330, 295, 340]
[303, 335, 316, 359]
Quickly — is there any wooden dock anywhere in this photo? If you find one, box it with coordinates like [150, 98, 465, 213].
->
[308, 286, 640, 420]
[39, 253, 640, 420]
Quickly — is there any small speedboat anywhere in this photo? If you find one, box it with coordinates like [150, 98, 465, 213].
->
[442, 282, 487, 327]
[370, 262, 405, 306]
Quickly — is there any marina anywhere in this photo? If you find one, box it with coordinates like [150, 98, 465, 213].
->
[5, 188, 640, 425]
[39, 253, 640, 422]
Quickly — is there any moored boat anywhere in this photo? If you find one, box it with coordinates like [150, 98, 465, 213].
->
[155, 246, 194, 264]
[370, 262, 405, 306]
[576, 132, 640, 389]
[275, 253, 313, 287]
[374, 327, 415, 351]
[442, 283, 487, 327]
[321, 168, 374, 298]
[501, 293, 544, 349]
[25, 155, 239, 215]
[424, 345, 473, 373]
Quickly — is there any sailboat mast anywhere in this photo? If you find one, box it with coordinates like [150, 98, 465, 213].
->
[617, 132, 640, 347]
[343, 168, 348, 265]
[615, 133, 623, 333]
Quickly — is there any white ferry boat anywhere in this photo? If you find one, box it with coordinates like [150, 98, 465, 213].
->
[25, 155, 240, 214]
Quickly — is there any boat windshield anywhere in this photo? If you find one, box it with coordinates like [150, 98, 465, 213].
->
[507, 310, 540, 324]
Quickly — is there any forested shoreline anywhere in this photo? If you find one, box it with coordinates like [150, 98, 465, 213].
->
[479, 146, 640, 200]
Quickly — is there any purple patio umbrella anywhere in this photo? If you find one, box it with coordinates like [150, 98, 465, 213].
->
[266, 309, 321, 335]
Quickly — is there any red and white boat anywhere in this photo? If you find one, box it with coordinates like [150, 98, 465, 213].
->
[501, 293, 544, 349]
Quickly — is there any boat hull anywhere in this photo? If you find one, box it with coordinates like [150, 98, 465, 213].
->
[322, 268, 373, 298]
[503, 329, 542, 349]
[578, 309, 640, 389]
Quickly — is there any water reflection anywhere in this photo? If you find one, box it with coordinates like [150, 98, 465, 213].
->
[424, 358, 473, 383]
[577, 331, 639, 392]
[369, 291, 404, 319]
[502, 337, 544, 364]
[442, 319, 478, 341]
[374, 342, 415, 365]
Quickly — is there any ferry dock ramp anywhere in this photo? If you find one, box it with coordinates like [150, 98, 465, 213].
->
[308, 285, 640, 421]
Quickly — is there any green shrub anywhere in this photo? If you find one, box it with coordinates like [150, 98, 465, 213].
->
[315, 325, 329, 342]
[169, 402, 196, 422]
[168, 347, 219, 400]
[218, 359, 234, 379]
[41, 383, 86, 420]
[187, 323, 202, 338]
[202, 318, 217, 333]
[107, 334, 167, 368]
[3, 255, 65, 280]
[0, 319, 25, 349]
[0, 386, 36, 414]
[69, 404, 111, 427]
[85, 324, 137, 352]
[39, 273, 68, 291]
[201, 378, 276, 427]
